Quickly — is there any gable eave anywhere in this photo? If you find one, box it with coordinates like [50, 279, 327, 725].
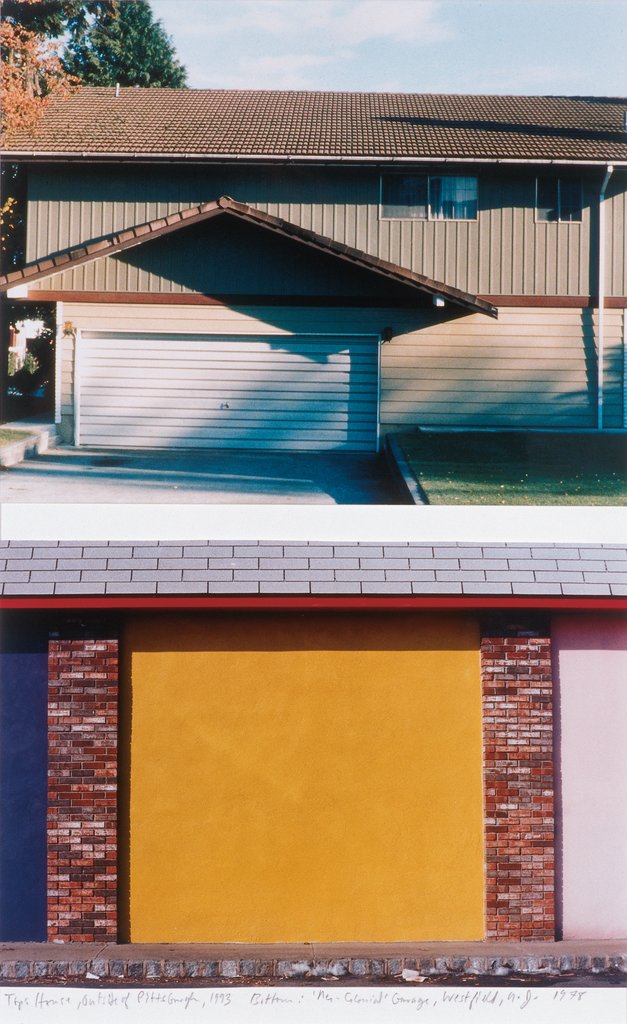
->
[1, 196, 497, 317]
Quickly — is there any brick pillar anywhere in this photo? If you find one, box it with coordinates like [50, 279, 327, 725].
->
[481, 621, 555, 941]
[48, 631, 118, 941]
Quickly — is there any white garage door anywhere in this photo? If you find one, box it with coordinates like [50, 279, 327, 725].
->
[77, 332, 379, 452]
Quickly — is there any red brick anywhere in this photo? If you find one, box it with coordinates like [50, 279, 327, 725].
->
[481, 624, 555, 941]
[47, 633, 118, 942]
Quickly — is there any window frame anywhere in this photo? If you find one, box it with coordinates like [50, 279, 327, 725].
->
[534, 176, 583, 224]
[379, 173, 479, 223]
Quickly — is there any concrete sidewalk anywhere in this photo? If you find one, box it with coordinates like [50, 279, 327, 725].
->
[1, 941, 625, 986]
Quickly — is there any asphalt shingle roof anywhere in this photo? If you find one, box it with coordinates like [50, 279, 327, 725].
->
[1, 542, 625, 597]
[4, 90, 627, 162]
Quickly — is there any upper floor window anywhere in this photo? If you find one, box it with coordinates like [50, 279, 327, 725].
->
[381, 174, 478, 221]
[536, 177, 582, 222]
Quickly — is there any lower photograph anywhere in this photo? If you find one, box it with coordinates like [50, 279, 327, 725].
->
[1, 538, 626, 1012]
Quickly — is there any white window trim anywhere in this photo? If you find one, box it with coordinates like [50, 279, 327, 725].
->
[534, 177, 583, 224]
[379, 173, 478, 223]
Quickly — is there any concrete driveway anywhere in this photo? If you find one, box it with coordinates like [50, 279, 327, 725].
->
[0, 446, 407, 505]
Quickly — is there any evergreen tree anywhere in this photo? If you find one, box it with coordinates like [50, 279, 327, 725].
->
[63, 0, 187, 88]
[1, 2, 112, 39]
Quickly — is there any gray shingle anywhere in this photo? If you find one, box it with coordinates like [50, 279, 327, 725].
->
[508, 559, 557, 571]
[259, 582, 312, 594]
[5, 582, 54, 594]
[434, 546, 483, 558]
[158, 558, 210, 570]
[109, 558, 158, 570]
[182, 570, 233, 582]
[209, 558, 257, 569]
[461, 559, 508, 570]
[309, 558, 360, 570]
[461, 582, 513, 594]
[260, 558, 307, 570]
[54, 582, 106, 594]
[1, 541, 625, 599]
[285, 570, 334, 582]
[481, 547, 532, 559]
[105, 582, 157, 594]
[412, 582, 463, 594]
[207, 582, 260, 594]
[234, 570, 284, 582]
[311, 582, 361, 594]
[83, 546, 133, 559]
[132, 570, 182, 582]
[486, 571, 535, 582]
[512, 582, 563, 595]
[31, 571, 81, 583]
[182, 545, 234, 558]
[562, 583, 611, 595]
[361, 582, 412, 594]
[157, 582, 208, 594]
[7, 559, 56, 571]
[436, 571, 486, 582]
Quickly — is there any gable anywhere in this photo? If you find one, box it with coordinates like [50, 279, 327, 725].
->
[3, 198, 497, 316]
[29, 214, 433, 301]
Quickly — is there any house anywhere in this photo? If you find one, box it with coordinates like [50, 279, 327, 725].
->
[1, 90, 626, 451]
[1, 539, 626, 967]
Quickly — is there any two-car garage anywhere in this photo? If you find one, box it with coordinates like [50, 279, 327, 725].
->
[75, 330, 380, 452]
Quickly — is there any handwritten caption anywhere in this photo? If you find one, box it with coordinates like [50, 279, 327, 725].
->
[2, 986, 623, 1023]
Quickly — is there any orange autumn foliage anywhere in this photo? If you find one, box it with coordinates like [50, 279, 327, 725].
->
[1, 14, 78, 138]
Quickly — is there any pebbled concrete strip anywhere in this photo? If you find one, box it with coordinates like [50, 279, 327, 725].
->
[1, 942, 625, 985]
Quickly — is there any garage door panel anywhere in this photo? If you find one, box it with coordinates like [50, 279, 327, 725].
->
[81, 362, 377, 384]
[82, 394, 376, 415]
[79, 332, 379, 452]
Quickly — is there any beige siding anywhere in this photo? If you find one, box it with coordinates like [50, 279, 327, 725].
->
[59, 303, 625, 441]
[27, 167, 625, 297]
[606, 171, 627, 297]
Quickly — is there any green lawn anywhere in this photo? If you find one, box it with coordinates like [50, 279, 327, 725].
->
[0, 428, 35, 445]
[399, 431, 627, 505]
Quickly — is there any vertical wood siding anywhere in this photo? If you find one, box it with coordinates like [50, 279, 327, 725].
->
[26, 166, 626, 297]
[59, 303, 625, 443]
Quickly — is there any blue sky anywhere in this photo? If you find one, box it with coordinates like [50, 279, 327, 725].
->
[150, 0, 627, 94]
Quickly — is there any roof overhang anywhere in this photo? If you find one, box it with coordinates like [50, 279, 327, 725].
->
[0, 195, 497, 316]
[4, 152, 627, 168]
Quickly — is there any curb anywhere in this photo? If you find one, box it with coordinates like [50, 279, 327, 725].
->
[384, 434, 428, 505]
[0, 425, 57, 469]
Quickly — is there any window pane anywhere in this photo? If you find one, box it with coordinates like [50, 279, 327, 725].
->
[381, 175, 428, 218]
[537, 177, 558, 221]
[559, 179, 582, 222]
[430, 176, 477, 220]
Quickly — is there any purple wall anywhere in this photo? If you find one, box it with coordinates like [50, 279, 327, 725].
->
[0, 616, 48, 941]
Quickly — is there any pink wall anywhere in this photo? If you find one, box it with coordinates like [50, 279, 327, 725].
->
[553, 615, 627, 939]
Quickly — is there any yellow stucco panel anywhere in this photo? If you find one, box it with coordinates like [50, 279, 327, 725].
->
[122, 612, 484, 942]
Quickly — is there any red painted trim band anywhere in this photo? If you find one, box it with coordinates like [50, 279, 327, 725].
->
[1, 595, 625, 611]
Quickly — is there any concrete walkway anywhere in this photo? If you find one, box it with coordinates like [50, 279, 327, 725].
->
[0, 447, 406, 505]
[1, 941, 625, 986]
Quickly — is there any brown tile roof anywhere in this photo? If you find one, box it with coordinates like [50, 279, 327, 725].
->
[4, 89, 627, 162]
[0, 196, 497, 316]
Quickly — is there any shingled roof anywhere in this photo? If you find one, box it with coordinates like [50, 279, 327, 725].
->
[1, 541, 626, 599]
[4, 89, 627, 162]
